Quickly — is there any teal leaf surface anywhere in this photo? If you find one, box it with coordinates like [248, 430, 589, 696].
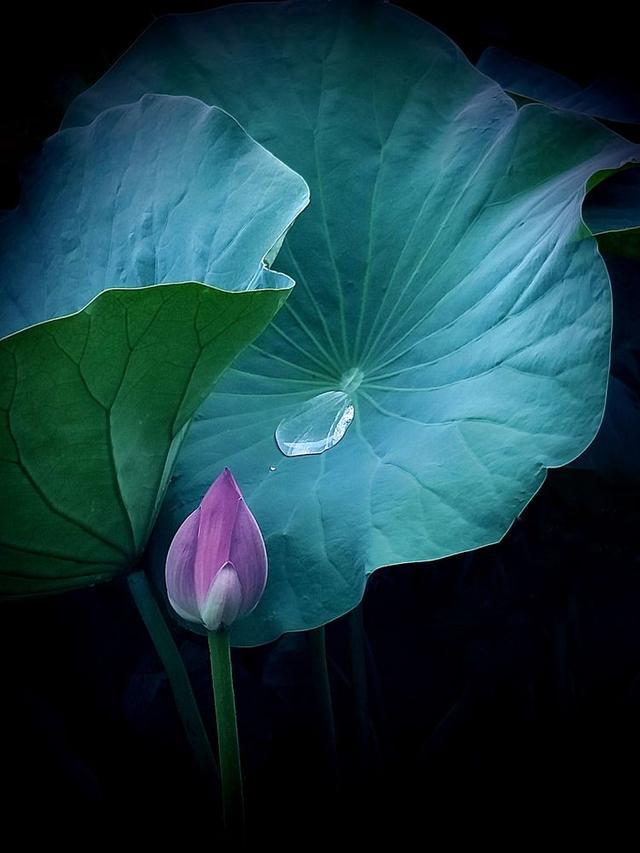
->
[2, 94, 308, 339]
[66, 1, 640, 644]
[0, 94, 309, 595]
[475, 48, 640, 238]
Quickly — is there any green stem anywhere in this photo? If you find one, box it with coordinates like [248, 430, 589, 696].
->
[127, 570, 218, 785]
[307, 625, 338, 782]
[208, 629, 244, 835]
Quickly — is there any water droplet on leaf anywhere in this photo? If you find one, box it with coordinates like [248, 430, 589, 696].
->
[275, 391, 355, 457]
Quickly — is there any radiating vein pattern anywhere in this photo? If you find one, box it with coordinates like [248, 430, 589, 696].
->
[65, 0, 640, 644]
[0, 285, 291, 595]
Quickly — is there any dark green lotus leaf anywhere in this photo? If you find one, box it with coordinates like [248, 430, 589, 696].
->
[0, 95, 309, 596]
[0, 284, 294, 595]
[66, 0, 640, 644]
[477, 46, 640, 124]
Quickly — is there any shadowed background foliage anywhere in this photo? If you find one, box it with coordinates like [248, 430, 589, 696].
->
[1, 1, 639, 842]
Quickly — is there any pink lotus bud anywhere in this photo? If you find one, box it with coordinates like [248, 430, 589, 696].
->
[165, 468, 268, 632]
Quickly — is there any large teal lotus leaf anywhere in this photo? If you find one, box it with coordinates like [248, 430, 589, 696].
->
[66, 0, 639, 644]
[0, 94, 309, 596]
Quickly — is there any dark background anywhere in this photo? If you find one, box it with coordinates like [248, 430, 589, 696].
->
[1, 1, 639, 842]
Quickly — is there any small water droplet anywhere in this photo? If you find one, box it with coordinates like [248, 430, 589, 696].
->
[269, 465, 277, 472]
[275, 391, 355, 457]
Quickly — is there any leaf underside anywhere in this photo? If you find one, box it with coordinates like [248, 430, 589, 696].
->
[0, 283, 290, 595]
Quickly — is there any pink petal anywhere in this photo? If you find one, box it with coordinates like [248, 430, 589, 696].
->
[229, 497, 268, 617]
[200, 561, 243, 631]
[165, 508, 201, 624]
[193, 468, 242, 606]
